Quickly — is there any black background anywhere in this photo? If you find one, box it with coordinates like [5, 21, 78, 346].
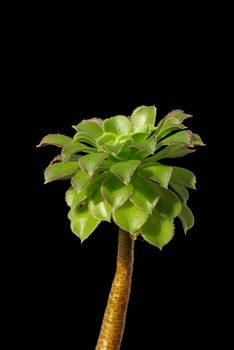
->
[9, 11, 222, 349]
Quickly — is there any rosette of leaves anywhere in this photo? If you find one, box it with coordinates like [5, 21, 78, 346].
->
[37, 106, 205, 249]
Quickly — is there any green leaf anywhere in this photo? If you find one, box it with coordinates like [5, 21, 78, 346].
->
[70, 204, 100, 242]
[97, 160, 114, 171]
[71, 170, 90, 193]
[169, 182, 189, 203]
[130, 135, 157, 155]
[66, 189, 90, 215]
[140, 164, 172, 188]
[101, 176, 134, 210]
[44, 161, 80, 184]
[154, 184, 182, 219]
[178, 203, 195, 233]
[62, 143, 95, 161]
[156, 118, 186, 140]
[192, 133, 206, 146]
[110, 160, 141, 185]
[140, 209, 174, 249]
[171, 167, 196, 189]
[37, 134, 73, 148]
[156, 110, 192, 139]
[71, 173, 110, 211]
[50, 154, 63, 164]
[143, 144, 196, 163]
[79, 153, 107, 177]
[131, 133, 149, 143]
[73, 119, 103, 138]
[97, 132, 116, 145]
[88, 188, 112, 221]
[100, 139, 132, 156]
[131, 105, 156, 133]
[156, 130, 193, 149]
[67, 174, 110, 220]
[65, 187, 78, 207]
[162, 109, 192, 123]
[130, 175, 160, 213]
[113, 200, 148, 234]
[104, 115, 131, 135]
[73, 132, 97, 147]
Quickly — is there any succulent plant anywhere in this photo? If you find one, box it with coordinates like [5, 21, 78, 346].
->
[38, 105, 205, 349]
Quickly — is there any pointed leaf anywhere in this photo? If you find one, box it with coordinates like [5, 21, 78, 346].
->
[130, 175, 160, 213]
[131, 132, 149, 143]
[110, 160, 141, 185]
[97, 132, 116, 145]
[37, 134, 73, 148]
[65, 187, 78, 207]
[66, 189, 90, 216]
[62, 143, 95, 161]
[131, 105, 156, 133]
[141, 209, 174, 249]
[130, 135, 157, 155]
[100, 139, 132, 156]
[104, 115, 131, 135]
[115, 140, 134, 161]
[113, 200, 148, 234]
[178, 203, 194, 233]
[70, 204, 100, 242]
[170, 182, 189, 202]
[154, 184, 182, 219]
[73, 132, 97, 147]
[156, 109, 192, 138]
[101, 176, 134, 210]
[73, 119, 103, 138]
[171, 167, 196, 189]
[97, 159, 114, 170]
[44, 161, 80, 184]
[79, 153, 107, 177]
[71, 170, 90, 192]
[140, 164, 172, 188]
[116, 135, 131, 143]
[50, 154, 62, 164]
[88, 188, 111, 221]
[143, 144, 196, 163]
[69, 174, 110, 218]
[68, 174, 108, 211]
[164, 110, 192, 122]
[192, 133, 206, 146]
[156, 130, 193, 149]
[156, 117, 186, 140]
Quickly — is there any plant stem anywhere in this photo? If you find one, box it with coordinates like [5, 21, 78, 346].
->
[96, 228, 134, 350]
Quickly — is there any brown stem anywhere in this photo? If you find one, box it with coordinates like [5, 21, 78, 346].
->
[96, 228, 134, 350]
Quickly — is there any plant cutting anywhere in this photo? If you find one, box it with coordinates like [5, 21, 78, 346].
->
[37, 106, 205, 349]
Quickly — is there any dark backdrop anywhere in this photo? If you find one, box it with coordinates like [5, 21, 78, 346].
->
[18, 26, 218, 349]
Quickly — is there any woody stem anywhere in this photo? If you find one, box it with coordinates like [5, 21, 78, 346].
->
[96, 228, 134, 350]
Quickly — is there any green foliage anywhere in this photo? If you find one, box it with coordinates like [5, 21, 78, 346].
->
[37, 134, 73, 148]
[113, 200, 149, 234]
[110, 160, 141, 185]
[140, 164, 172, 188]
[70, 204, 101, 242]
[129, 175, 160, 214]
[79, 153, 107, 176]
[38, 105, 205, 248]
[44, 161, 80, 183]
[101, 176, 134, 210]
[141, 209, 174, 250]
